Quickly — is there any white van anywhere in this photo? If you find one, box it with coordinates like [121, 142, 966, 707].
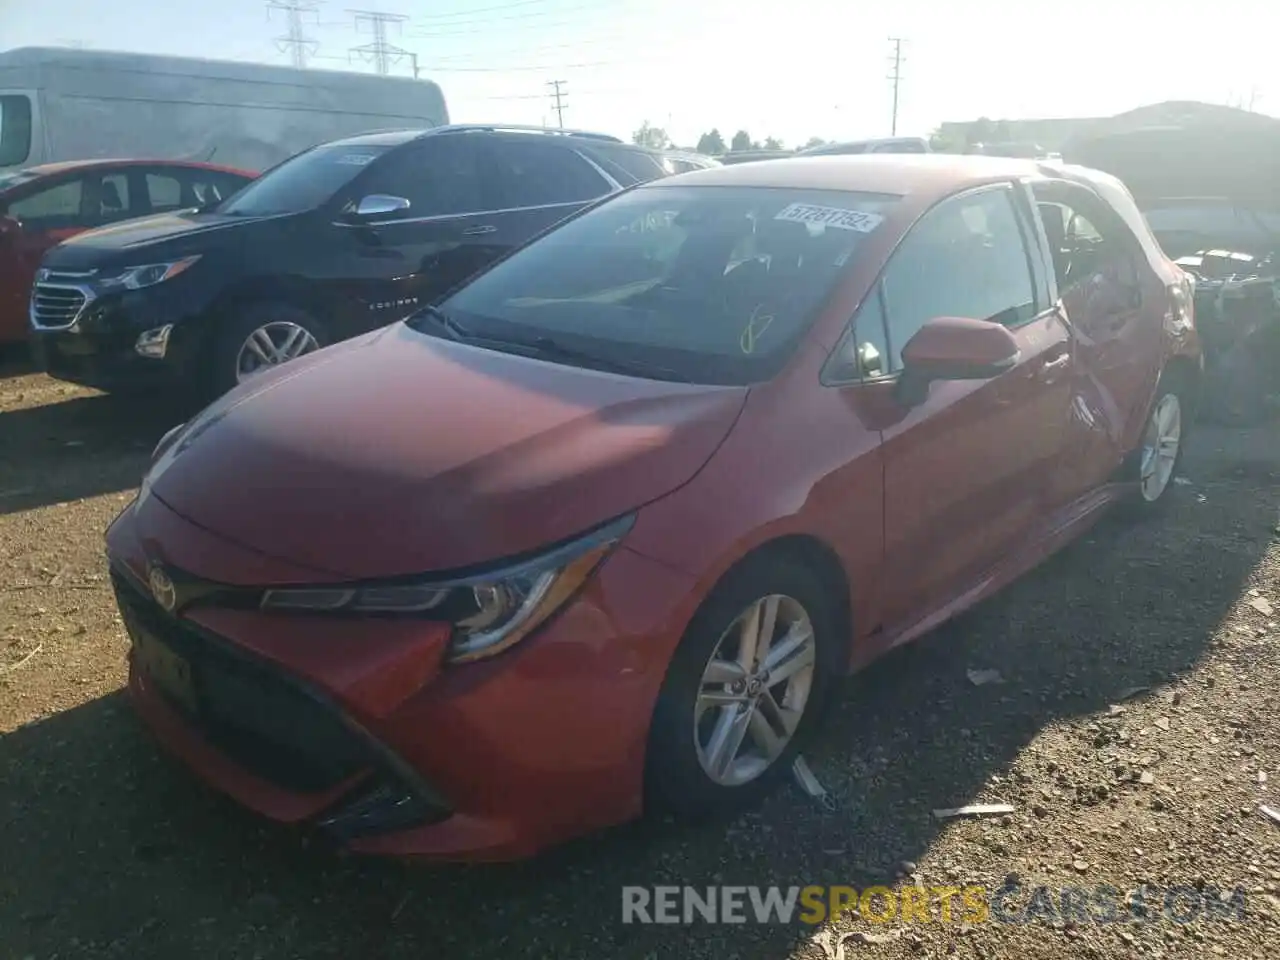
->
[0, 46, 449, 173]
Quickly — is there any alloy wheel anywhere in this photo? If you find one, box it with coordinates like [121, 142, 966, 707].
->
[694, 594, 817, 787]
[1139, 392, 1182, 502]
[235, 321, 320, 382]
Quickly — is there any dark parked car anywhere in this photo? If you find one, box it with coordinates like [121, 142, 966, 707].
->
[28, 125, 672, 397]
[0, 159, 253, 345]
[109, 155, 1199, 861]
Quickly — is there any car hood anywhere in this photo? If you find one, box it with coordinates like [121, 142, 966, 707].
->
[146, 323, 748, 581]
[42, 210, 283, 270]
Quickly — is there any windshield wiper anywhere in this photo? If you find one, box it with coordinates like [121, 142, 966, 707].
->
[410, 304, 476, 342]
[496, 333, 683, 381]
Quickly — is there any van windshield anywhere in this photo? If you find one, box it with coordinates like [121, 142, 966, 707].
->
[426, 184, 900, 385]
[216, 143, 393, 217]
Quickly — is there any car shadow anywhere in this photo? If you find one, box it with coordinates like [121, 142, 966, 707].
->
[1, 424, 1275, 960]
[0, 392, 195, 515]
[0, 343, 35, 379]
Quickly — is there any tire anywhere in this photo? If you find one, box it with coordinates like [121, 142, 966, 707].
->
[644, 553, 841, 819]
[208, 301, 328, 399]
[1122, 367, 1191, 512]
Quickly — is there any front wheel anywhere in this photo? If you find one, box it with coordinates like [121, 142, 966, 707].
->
[209, 301, 327, 399]
[644, 555, 840, 819]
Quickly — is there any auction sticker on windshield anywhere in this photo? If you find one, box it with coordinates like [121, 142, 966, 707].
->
[774, 203, 884, 233]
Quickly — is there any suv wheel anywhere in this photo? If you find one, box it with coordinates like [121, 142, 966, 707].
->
[211, 302, 327, 397]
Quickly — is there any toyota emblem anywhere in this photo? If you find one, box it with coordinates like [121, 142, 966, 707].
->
[148, 565, 177, 613]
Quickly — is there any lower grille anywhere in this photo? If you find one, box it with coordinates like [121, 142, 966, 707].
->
[31, 283, 90, 329]
[112, 569, 374, 793]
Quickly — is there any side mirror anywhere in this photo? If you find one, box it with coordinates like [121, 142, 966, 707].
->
[897, 316, 1020, 406]
[0, 214, 19, 242]
[351, 194, 411, 220]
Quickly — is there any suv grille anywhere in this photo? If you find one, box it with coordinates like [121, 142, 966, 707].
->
[30, 283, 91, 329]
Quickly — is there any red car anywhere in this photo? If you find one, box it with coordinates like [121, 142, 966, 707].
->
[105, 155, 1200, 861]
[0, 159, 255, 344]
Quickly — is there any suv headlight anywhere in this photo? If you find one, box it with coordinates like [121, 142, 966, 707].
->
[260, 514, 635, 664]
[98, 255, 201, 291]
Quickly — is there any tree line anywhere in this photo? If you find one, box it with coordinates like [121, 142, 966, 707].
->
[632, 121, 827, 156]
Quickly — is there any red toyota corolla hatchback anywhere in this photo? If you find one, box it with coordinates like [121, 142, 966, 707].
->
[106, 155, 1200, 861]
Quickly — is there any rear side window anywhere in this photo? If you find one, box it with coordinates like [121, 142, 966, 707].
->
[0, 94, 33, 167]
[146, 173, 184, 210]
[584, 144, 666, 184]
[489, 139, 611, 208]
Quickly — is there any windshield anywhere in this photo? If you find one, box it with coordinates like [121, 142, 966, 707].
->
[427, 185, 899, 385]
[215, 142, 392, 217]
[0, 169, 40, 194]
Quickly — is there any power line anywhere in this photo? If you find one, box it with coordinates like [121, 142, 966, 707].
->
[887, 37, 905, 136]
[348, 8, 411, 75]
[547, 79, 566, 127]
[415, 0, 553, 22]
[268, 1, 322, 69]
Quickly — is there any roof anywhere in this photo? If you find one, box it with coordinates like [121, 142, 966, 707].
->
[15, 158, 256, 178]
[0, 46, 444, 96]
[324, 129, 429, 148]
[648, 153, 1054, 199]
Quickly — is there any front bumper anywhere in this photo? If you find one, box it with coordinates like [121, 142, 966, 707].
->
[107, 495, 696, 861]
[29, 281, 211, 391]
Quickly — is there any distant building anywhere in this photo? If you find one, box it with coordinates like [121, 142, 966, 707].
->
[934, 115, 1103, 153]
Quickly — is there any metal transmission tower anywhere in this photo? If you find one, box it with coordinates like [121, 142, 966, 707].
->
[348, 9, 411, 75]
[547, 79, 567, 128]
[887, 37, 905, 136]
[267, 1, 322, 69]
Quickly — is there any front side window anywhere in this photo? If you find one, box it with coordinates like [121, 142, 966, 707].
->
[358, 138, 484, 218]
[216, 143, 394, 217]
[879, 186, 1038, 370]
[0, 95, 33, 167]
[431, 185, 900, 385]
[8, 178, 84, 230]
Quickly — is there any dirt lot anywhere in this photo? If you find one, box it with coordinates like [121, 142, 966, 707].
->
[3, 352, 1280, 960]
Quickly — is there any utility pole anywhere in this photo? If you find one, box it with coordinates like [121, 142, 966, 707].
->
[348, 9, 410, 75]
[267, 1, 321, 69]
[547, 80, 567, 128]
[887, 37, 905, 136]
[547, 79, 567, 128]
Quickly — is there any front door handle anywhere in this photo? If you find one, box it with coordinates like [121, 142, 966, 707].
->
[461, 225, 497, 237]
[1039, 354, 1071, 381]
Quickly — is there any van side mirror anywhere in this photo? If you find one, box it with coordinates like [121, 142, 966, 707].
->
[896, 316, 1020, 406]
[0, 214, 20, 242]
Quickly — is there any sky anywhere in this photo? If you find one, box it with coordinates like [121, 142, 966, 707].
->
[2, 0, 1278, 148]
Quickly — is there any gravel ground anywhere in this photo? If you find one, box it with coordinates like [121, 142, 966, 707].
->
[3, 352, 1280, 960]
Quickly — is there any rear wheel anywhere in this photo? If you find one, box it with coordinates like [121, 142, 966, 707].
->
[1124, 368, 1189, 511]
[209, 301, 327, 398]
[645, 555, 840, 818]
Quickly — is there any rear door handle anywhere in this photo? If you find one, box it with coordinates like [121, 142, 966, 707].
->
[461, 225, 497, 237]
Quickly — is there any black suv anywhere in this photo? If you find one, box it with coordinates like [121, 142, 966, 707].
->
[29, 125, 673, 397]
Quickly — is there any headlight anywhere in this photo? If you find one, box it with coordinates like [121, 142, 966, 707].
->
[98, 255, 201, 291]
[260, 514, 635, 664]
[151, 421, 189, 463]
